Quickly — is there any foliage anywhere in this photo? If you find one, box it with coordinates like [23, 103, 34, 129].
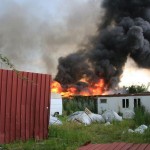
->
[0, 54, 16, 71]
[134, 105, 150, 126]
[0, 54, 31, 81]
[63, 96, 97, 115]
[126, 84, 148, 94]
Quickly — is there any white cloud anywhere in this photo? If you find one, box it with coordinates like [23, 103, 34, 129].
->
[119, 57, 150, 87]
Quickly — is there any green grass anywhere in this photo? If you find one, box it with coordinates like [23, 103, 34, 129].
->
[3, 118, 150, 150]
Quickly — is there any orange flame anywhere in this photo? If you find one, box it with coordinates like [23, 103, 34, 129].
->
[51, 81, 62, 93]
[51, 78, 105, 98]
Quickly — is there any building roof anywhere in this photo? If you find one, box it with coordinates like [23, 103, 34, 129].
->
[78, 142, 150, 150]
[63, 92, 150, 100]
[98, 92, 150, 98]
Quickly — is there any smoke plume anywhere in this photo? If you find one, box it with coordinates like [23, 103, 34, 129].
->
[55, 0, 150, 91]
[0, 0, 100, 76]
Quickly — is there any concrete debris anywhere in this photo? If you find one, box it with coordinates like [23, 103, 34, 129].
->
[68, 111, 91, 125]
[128, 125, 148, 134]
[90, 113, 105, 123]
[68, 111, 104, 125]
[134, 125, 148, 134]
[105, 122, 111, 126]
[84, 107, 92, 114]
[68, 108, 123, 125]
[128, 129, 134, 133]
[102, 110, 122, 122]
[123, 109, 135, 119]
[49, 115, 62, 125]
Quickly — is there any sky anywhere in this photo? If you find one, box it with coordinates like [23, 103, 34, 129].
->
[0, 0, 150, 87]
[0, 0, 101, 75]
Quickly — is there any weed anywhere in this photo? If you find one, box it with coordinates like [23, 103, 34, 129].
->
[134, 105, 150, 126]
[3, 119, 150, 150]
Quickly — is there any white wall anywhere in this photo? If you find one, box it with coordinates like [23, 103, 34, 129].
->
[50, 93, 62, 115]
[97, 95, 150, 114]
[140, 96, 150, 112]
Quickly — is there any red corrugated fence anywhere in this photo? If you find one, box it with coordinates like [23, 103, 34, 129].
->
[0, 69, 51, 144]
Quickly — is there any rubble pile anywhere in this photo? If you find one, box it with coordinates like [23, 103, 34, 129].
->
[128, 125, 148, 134]
[49, 115, 62, 125]
[68, 108, 122, 125]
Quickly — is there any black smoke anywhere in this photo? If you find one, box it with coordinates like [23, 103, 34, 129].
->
[55, 0, 150, 92]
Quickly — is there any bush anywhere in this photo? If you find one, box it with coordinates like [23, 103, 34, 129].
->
[63, 96, 97, 115]
[134, 105, 150, 126]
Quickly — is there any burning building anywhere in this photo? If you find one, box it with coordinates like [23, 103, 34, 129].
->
[52, 0, 150, 97]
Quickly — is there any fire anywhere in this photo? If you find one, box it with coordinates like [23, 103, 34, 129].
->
[89, 79, 104, 95]
[51, 79, 105, 97]
[51, 81, 62, 93]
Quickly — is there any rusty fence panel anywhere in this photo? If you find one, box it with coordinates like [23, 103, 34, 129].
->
[0, 69, 51, 144]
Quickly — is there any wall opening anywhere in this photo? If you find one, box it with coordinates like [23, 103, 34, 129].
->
[122, 99, 129, 108]
[134, 98, 141, 108]
[100, 99, 107, 103]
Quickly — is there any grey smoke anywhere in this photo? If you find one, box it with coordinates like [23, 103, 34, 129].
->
[0, 0, 100, 76]
[55, 0, 150, 92]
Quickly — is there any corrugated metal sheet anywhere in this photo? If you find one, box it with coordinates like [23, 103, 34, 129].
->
[78, 142, 150, 150]
[0, 69, 51, 144]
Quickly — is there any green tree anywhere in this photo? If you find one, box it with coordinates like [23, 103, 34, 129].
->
[126, 84, 148, 94]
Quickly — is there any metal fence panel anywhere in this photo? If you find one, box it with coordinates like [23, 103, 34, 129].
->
[0, 69, 51, 144]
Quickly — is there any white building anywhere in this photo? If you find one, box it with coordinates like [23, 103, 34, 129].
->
[97, 93, 150, 114]
[50, 92, 63, 116]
